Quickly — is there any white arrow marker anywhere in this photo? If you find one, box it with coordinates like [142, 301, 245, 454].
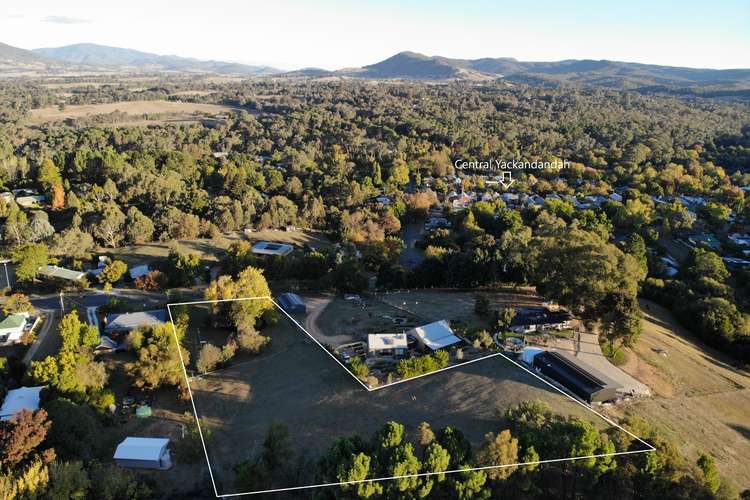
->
[499, 171, 515, 190]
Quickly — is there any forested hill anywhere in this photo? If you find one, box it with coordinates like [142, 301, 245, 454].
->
[33, 43, 281, 76]
[333, 51, 750, 90]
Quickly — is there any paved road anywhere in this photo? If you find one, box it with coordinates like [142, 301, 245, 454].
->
[400, 221, 425, 269]
[24, 288, 167, 362]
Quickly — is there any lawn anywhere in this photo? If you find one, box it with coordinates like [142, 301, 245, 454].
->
[610, 299, 750, 490]
[183, 303, 636, 496]
[104, 229, 331, 268]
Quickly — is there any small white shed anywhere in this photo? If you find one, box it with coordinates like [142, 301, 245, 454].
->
[114, 437, 172, 470]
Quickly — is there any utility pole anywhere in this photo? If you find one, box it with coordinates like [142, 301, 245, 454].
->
[0, 259, 11, 290]
[59, 291, 64, 313]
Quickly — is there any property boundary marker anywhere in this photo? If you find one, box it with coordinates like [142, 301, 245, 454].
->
[166, 296, 655, 498]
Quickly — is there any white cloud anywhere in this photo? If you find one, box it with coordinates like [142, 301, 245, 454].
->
[42, 15, 91, 24]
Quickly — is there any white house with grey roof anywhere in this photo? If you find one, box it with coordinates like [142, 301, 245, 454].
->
[104, 310, 167, 335]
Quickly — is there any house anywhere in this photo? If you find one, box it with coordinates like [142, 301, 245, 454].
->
[15, 195, 46, 208]
[113, 437, 172, 470]
[509, 307, 573, 334]
[728, 233, 750, 247]
[37, 265, 85, 282]
[448, 192, 473, 210]
[374, 195, 392, 206]
[0, 386, 43, 421]
[129, 264, 151, 280]
[251, 241, 294, 257]
[11, 188, 37, 197]
[368, 333, 408, 357]
[407, 320, 462, 351]
[277, 293, 306, 314]
[533, 351, 622, 403]
[609, 193, 623, 202]
[0, 312, 38, 346]
[424, 217, 450, 230]
[688, 234, 721, 250]
[722, 257, 750, 270]
[104, 310, 167, 335]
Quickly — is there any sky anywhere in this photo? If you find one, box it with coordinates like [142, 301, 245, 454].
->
[1, 0, 749, 70]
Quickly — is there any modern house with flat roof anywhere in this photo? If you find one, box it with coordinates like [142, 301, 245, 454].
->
[510, 307, 573, 334]
[104, 310, 167, 335]
[277, 292, 306, 314]
[1, 386, 44, 421]
[251, 241, 294, 257]
[407, 320, 462, 351]
[532, 350, 622, 403]
[368, 333, 408, 357]
[114, 437, 172, 470]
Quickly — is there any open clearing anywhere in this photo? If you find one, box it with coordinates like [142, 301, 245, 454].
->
[181, 298, 647, 496]
[102, 229, 330, 267]
[28, 100, 244, 124]
[612, 299, 750, 489]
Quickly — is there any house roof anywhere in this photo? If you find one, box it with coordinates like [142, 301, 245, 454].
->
[114, 437, 170, 461]
[251, 241, 294, 256]
[0, 386, 43, 421]
[104, 310, 166, 333]
[0, 313, 28, 330]
[129, 264, 150, 280]
[37, 265, 85, 281]
[277, 293, 305, 310]
[368, 333, 408, 351]
[407, 320, 461, 350]
[535, 351, 621, 393]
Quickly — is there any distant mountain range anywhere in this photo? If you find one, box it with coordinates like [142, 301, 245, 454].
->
[2, 41, 750, 90]
[320, 51, 750, 89]
[32, 43, 279, 76]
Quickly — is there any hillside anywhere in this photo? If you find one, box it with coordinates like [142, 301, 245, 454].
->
[331, 51, 750, 89]
[33, 43, 280, 76]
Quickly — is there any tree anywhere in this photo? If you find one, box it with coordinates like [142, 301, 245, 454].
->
[98, 260, 128, 285]
[475, 430, 519, 480]
[389, 157, 410, 186]
[196, 343, 222, 373]
[11, 242, 48, 282]
[350, 357, 369, 381]
[125, 323, 189, 394]
[91, 203, 126, 247]
[134, 270, 168, 291]
[46, 461, 90, 499]
[166, 248, 202, 286]
[600, 292, 643, 354]
[685, 249, 729, 283]
[125, 206, 155, 244]
[204, 267, 273, 332]
[0, 409, 51, 467]
[38, 158, 63, 205]
[494, 307, 516, 331]
[3, 293, 33, 314]
[44, 398, 101, 460]
[696, 453, 721, 494]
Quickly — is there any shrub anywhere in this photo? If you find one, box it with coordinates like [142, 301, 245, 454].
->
[237, 328, 270, 353]
[134, 270, 168, 291]
[350, 357, 369, 380]
[196, 344, 222, 374]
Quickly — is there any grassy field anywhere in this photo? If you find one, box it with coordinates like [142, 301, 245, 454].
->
[611, 299, 750, 489]
[28, 100, 244, 124]
[103, 229, 330, 267]
[184, 305, 636, 496]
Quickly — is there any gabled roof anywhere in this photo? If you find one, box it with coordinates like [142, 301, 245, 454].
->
[104, 310, 166, 333]
[0, 312, 28, 330]
[37, 265, 85, 281]
[0, 386, 43, 421]
[407, 320, 461, 350]
[114, 437, 170, 461]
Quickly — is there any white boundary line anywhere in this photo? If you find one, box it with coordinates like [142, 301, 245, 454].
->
[166, 296, 655, 498]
